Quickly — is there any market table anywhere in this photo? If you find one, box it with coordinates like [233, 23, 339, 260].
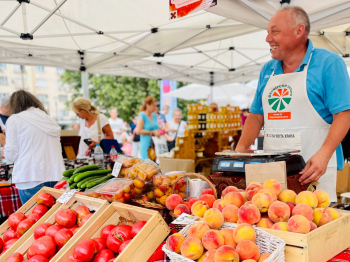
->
[0, 185, 22, 224]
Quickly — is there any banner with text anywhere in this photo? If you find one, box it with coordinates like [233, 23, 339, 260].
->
[169, 0, 217, 20]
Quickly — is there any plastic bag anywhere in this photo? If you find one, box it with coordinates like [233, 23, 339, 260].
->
[153, 171, 186, 205]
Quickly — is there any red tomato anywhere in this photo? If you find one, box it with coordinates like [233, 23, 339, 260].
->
[123, 192, 131, 200]
[0, 237, 3, 251]
[131, 221, 147, 238]
[100, 225, 116, 240]
[16, 218, 36, 238]
[117, 197, 125, 203]
[2, 239, 17, 253]
[28, 255, 49, 262]
[75, 206, 90, 221]
[28, 213, 42, 222]
[92, 249, 115, 262]
[32, 205, 49, 217]
[92, 238, 106, 251]
[73, 239, 97, 262]
[36, 193, 55, 207]
[79, 214, 92, 227]
[106, 226, 131, 254]
[54, 229, 73, 246]
[118, 239, 131, 254]
[3, 253, 23, 262]
[55, 209, 77, 228]
[62, 259, 83, 262]
[27, 236, 56, 259]
[45, 225, 63, 238]
[34, 223, 52, 240]
[114, 225, 132, 240]
[3, 228, 18, 242]
[8, 212, 26, 231]
[54, 180, 67, 189]
[68, 225, 79, 234]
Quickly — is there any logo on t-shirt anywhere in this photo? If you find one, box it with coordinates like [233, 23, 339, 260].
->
[267, 85, 292, 120]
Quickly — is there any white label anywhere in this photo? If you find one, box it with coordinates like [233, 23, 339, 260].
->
[112, 162, 122, 177]
[172, 213, 198, 225]
[57, 190, 78, 204]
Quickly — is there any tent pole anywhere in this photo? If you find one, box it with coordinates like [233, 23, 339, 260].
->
[81, 71, 89, 99]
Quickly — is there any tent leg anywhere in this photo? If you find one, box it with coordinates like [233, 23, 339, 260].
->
[81, 71, 89, 99]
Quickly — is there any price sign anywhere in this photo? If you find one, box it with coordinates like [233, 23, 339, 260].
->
[171, 213, 198, 225]
[112, 162, 122, 177]
[57, 190, 78, 204]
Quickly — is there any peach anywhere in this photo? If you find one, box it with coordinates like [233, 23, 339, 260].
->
[238, 204, 261, 224]
[174, 204, 191, 216]
[258, 188, 277, 201]
[222, 186, 240, 197]
[222, 205, 239, 223]
[213, 199, 226, 212]
[165, 194, 183, 210]
[187, 197, 198, 208]
[246, 184, 264, 201]
[154, 188, 164, 198]
[202, 189, 214, 195]
[166, 233, 185, 253]
[159, 195, 168, 205]
[313, 190, 331, 208]
[203, 249, 216, 262]
[245, 201, 253, 206]
[252, 193, 273, 213]
[258, 253, 271, 262]
[202, 230, 225, 250]
[180, 237, 204, 260]
[292, 203, 314, 221]
[199, 194, 216, 208]
[233, 223, 256, 243]
[203, 208, 224, 229]
[242, 260, 256, 262]
[191, 201, 209, 217]
[220, 228, 236, 248]
[288, 215, 311, 233]
[285, 201, 296, 214]
[271, 222, 288, 231]
[197, 252, 205, 262]
[327, 208, 340, 220]
[263, 179, 282, 196]
[256, 218, 274, 229]
[248, 182, 262, 186]
[183, 202, 191, 210]
[188, 222, 210, 240]
[310, 221, 317, 231]
[268, 201, 290, 223]
[215, 245, 240, 262]
[224, 192, 244, 208]
[313, 208, 333, 226]
[295, 191, 318, 208]
[236, 240, 260, 261]
[240, 191, 248, 203]
[278, 189, 297, 203]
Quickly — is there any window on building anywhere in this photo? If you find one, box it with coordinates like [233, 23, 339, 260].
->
[0, 64, 6, 69]
[35, 66, 45, 73]
[37, 94, 49, 104]
[0, 77, 8, 85]
[0, 93, 9, 100]
[36, 78, 47, 89]
[13, 77, 27, 89]
[58, 95, 68, 102]
[59, 110, 69, 118]
[56, 68, 64, 74]
[13, 65, 25, 72]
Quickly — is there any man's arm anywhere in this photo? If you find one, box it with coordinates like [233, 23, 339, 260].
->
[0, 133, 5, 146]
[299, 110, 350, 185]
[235, 113, 264, 152]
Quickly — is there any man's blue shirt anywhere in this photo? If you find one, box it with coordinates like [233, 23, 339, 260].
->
[250, 39, 350, 169]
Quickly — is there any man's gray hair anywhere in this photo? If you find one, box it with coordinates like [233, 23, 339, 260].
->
[1, 95, 10, 108]
[281, 6, 310, 35]
[173, 108, 182, 115]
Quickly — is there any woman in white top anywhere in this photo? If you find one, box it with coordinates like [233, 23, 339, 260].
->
[165, 108, 188, 151]
[4, 90, 65, 204]
[71, 98, 113, 158]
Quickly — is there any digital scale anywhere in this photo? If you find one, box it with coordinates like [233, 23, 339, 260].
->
[212, 150, 306, 176]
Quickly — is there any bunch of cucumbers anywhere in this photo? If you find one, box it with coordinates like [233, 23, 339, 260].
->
[61, 165, 113, 191]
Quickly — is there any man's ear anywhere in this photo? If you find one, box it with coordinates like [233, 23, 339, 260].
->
[295, 24, 306, 39]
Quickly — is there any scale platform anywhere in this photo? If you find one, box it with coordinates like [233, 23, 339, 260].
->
[212, 151, 305, 176]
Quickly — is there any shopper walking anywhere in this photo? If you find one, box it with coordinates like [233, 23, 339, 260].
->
[4, 90, 65, 203]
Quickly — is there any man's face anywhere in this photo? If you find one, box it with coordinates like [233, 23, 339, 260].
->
[1, 106, 9, 116]
[266, 10, 298, 61]
[110, 109, 118, 119]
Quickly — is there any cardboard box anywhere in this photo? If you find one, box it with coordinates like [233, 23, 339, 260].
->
[337, 163, 350, 193]
[159, 157, 195, 174]
[54, 202, 170, 262]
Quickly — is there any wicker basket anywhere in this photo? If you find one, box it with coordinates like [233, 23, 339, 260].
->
[163, 222, 285, 262]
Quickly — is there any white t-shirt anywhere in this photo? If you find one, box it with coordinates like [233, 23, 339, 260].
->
[108, 117, 125, 143]
[77, 114, 109, 158]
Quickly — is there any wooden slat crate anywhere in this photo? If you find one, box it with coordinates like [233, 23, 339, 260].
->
[0, 193, 109, 261]
[54, 202, 170, 262]
[0, 187, 64, 259]
[261, 210, 350, 262]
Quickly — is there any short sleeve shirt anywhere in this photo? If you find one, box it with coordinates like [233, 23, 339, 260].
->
[250, 39, 350, 169]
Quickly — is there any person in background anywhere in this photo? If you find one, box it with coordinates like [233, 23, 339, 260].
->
[72, 98, 113, 158]
[160, 105, 169, 126]
[121, 136, 132, 155]
[0, 96, 10, 133]
[165, 108, 188, 151]
[135, 96, 160, 159]
[108, 108, 125, 148]
[130, 114, 141, 157]
[241, 108, 249, 127]
[0, 126, 5, 146]
[4, 90, 65, 203]
[155, 102, 167, 132]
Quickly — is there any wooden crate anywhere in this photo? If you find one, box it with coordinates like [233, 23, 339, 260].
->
[0, 187, 64, 259]
[261, 211, 350, 262]
[54, 202, 170, 262]
[0, 193, 109, 261]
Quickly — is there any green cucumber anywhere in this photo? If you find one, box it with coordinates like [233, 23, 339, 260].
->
[74, 169, 112, 183]
[62, 169, 76, 177]
[70, 182, 78, 189]
[73, 165, 100, 174]
[77, 175, 104, 188]
[68, 172, 80, 184]
[86, 175, 113, 189]
[81, 177, 105, 189]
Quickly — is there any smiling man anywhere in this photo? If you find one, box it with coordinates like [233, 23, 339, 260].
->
[235, 6, 350, 203]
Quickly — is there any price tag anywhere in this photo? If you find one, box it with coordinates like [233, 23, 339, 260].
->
[171, 213, 198, 225]
[57, 190, 78, 204]
[112, 162, 122, 177]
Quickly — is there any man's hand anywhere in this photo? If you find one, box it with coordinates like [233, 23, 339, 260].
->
[299, 151, 330, 185]
[88, 139, 98, 148]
